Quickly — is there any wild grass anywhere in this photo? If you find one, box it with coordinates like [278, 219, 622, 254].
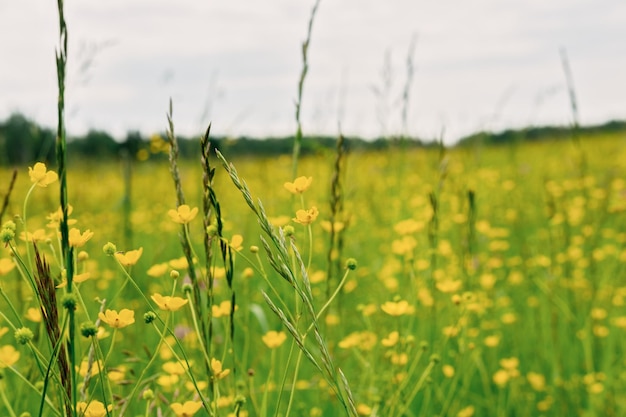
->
[1, 1, 625, 416]
[2, 132, 626, 417]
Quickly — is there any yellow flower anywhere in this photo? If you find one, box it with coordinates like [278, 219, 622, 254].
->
[168, 205, 198, 224]
[46, 205, 77, 229]
[457, 405, 475, 417]
[293, 206, 319, 225]
[229, 234, 244, 251]
[157, 373, 180, 389]
[338, 331, 377, 350]
[284, 176, 312, 194]
[115, 247, 143, 266]
[210, 358, 230, 379]
[527, 372, 546, 391]
[394, 218, 424, 235]
[0, 345, 20, 368]
[499, 357, 519, 370]
[78, 359, 103, 377]
[107, 366, 127, 382]
[56, 272, 91, 288]
[493, 369, 510, 387]
[356, 404, 372, 416]
[436, 279, 463, 293]
[320, 220, 345, 233]
[98, 309, 135, 329]
[147, 262, 169, 277]
[269, 215, 291, 227]
[381, 300, 415, 316]
[29, 162, 58, 188]
[19, 229, 50, 243]
[151, 293, 188, 311]
[185, 380, 208, 392]
[76, 400, 112, 417]
[212, 300, 235, 318]
[484, 335, 500, 347]
[162, 360, 189, 375]
[68, 228, 94, 248]
[442, 364, 455, 378]
[169, 256, 190, 269]
[25, 307, 42, 323]
[262, 331, 287, 349]
[170, 401, 203, 417]
[381, 331, 400, 347]
[0, 258, 15, 275]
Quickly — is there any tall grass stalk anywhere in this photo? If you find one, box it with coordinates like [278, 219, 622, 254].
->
[325, 133, 348, 301]
[0, 169, 17, 224]
[216, 149, 358, 416]
[54, 0, 76, 415]
[560, 47, 587, 179]
[291, 0, 321, 179]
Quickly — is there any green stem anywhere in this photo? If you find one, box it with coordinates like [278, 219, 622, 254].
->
[185, 291, 212, 371]
[283, 348, 305, 417]
[311, 268, 350, 327]
[20, 183, 38, 269]
[0, 381, 17, 417]
[260, 348, 277, 417]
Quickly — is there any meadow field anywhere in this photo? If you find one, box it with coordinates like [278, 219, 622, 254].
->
[1, 131, 625, 417]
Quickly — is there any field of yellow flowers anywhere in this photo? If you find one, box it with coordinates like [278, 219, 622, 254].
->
[0, 131, 625, 417]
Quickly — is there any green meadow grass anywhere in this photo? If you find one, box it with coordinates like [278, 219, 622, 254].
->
[1, 132, 625, 416]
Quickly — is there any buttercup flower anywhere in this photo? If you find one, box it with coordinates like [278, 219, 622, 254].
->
[284, 176, 312, 194]
[76, 400, 112, 417]
[321, 220, 345, 233]
[170, 401, 203, 417]
[169, 256, 189, 269]
[151, 293, 188, 311]
[98, 309, 135, 329]
[168, 205, 198, 224]
[381, 300, 415, 316]
[293, 206, 319, 225]
[25, 307, 42, 323]
[229, 234, 244, 251]
[0, 345, 20, 368]
[0, 258, 15, 275]
[381, 331, 400, 347]
[147, 262, 169, 277]
[210, 358, 230, 379]
[78, 359, 103, 377]
[56, 272, 90, 288]
[212, 300, 235, 318]
[46, 205, 77, 229]
[19, 229, 50, 243]
[115, 247, 143, 266]
[162, 360, 189, 375]
[68, 228, 94, 248]
[262, 330, 287, 349]
[29, 162, 58, 188]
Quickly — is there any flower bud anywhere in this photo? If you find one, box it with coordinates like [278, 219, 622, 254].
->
[283, 225, 295, 237]
[206, 225, 218, 237]
[14, 327, 34, 345]
[345, 258, 358, 270]
[62, 294, 77, 311]
[144, 311, 157, 324]
[102, 242, 117, 256]
[80, 321, 98, 338]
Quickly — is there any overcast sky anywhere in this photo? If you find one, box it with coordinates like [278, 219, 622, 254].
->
[1, 0, 625, 143]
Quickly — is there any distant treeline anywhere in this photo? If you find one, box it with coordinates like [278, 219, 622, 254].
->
[1, 112, 625, 165]
[457, 120, 626, 146]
